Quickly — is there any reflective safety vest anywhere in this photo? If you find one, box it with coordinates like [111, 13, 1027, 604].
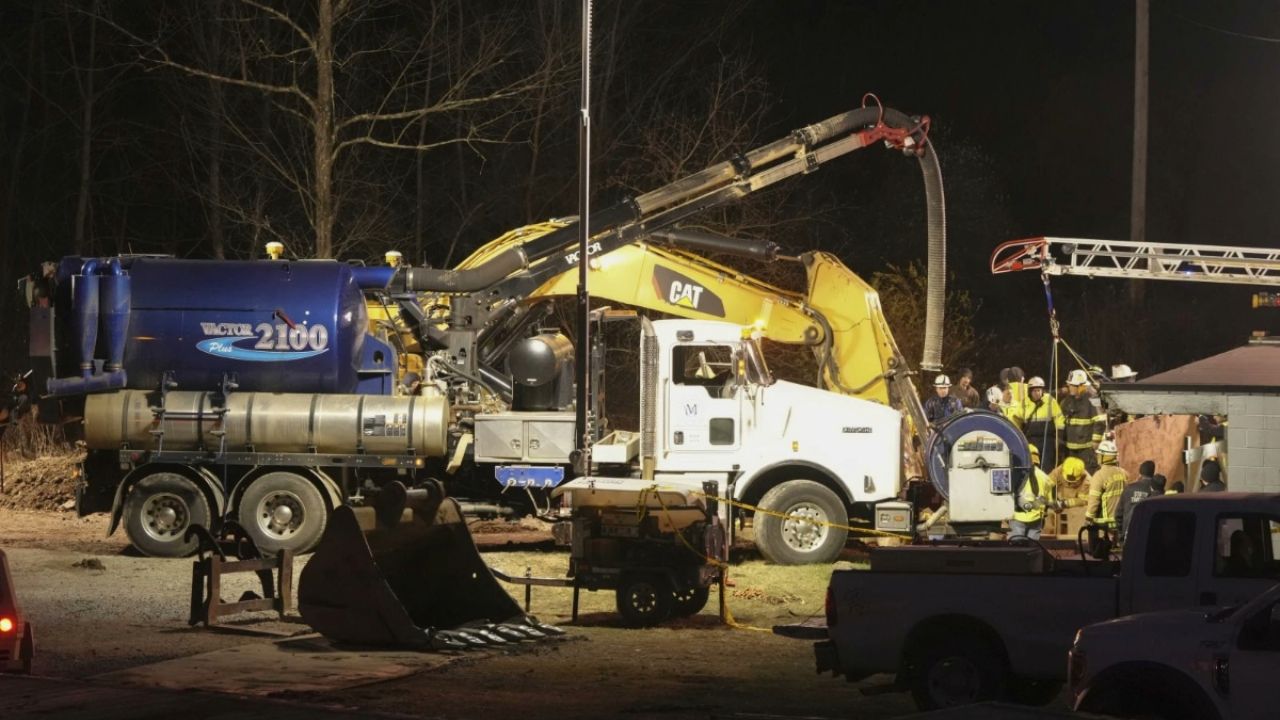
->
[1086, 464, 1128, 525]
[1012, 395, 1065, 445]
[1062, 394, 1106, 450]
[1014, 467, 1055, 524]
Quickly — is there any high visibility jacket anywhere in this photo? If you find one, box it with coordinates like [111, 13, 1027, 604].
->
[1014, 467, 1055, 524]
[1049, 464, 1089, 508]
[1086, 464, 1128, 525]
[1062, 394, 1106, 450]
[1011, 396, 1065, 444]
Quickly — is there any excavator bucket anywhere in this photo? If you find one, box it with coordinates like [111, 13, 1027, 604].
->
[298, 481, 563, 650]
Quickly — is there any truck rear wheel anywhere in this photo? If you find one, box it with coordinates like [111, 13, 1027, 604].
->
[754, 480, 848, 564]
[616, 573, 673, 627]
[237, 472, 327, 555]
[671, 586, 710, 617]
[909, 636, 1005, 710]
[123, 472, 212, 558]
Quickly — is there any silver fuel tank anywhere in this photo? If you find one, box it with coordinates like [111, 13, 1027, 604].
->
[85, 390, 449, 457]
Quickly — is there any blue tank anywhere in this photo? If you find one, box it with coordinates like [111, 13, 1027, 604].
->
[50, 256, 390, 395]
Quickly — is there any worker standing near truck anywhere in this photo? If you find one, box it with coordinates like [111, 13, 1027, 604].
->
[1011, 444, 1058, 539]
[1116, 460, 1159, 542]
[1010, 376, 1064, 470]
[1084, 440, 1128, 528]
[1062, 369, 1106, 469]
[923, 375, 964, 425]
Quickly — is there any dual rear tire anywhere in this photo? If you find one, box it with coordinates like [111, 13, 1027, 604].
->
[122, 469, 327, 558]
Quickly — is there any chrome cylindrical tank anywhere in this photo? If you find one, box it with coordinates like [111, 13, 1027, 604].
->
[85, 390, 449, 457]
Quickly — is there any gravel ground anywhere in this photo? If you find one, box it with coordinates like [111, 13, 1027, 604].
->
[0, 508, 930, 719]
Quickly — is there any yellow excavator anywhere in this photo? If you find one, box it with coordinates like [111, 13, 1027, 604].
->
[299, 100, 1030, 636]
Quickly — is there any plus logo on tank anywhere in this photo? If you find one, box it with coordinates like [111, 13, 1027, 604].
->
[196, 320, 330, 362]
[652, 266, 725, 317]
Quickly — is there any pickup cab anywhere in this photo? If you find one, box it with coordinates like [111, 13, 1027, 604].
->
[811, 493, 1280, 711]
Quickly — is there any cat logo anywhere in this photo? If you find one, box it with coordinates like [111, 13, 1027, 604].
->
[652, 266, 726, 317]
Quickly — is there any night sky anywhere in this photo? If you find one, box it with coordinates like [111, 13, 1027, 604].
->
[2, 0, 1278, 385]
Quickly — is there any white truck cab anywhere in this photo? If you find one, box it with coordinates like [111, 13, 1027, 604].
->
[558, 319, 903, 564]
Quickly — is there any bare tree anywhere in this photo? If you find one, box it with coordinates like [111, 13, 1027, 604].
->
[104, 0, 565, 258]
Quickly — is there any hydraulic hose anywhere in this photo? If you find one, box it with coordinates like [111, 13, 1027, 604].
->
[396, 247, 529, 293]
[917, 142, 946, 372]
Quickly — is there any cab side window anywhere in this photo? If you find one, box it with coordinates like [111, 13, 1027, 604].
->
[1214, 515, 1280, 579]
[673, 345, 734, 394]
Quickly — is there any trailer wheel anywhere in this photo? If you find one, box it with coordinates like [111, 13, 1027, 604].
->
[237, 472, 327, 555]
[754, 480, 848, 565]
[909, 635, 1005, 711]
[123, 472, 212, 558]
[615, 573, 673, 627]
[671, 586, 710, 617]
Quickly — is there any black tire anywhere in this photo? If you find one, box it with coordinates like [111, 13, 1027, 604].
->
[237, 471, 328, 555]
[1005, 677, 1063, 707]
[671, 586, 711, 617]
[615, 573, 674, 627]
[123, 471, 212, 558]
[754, 480, 848, 565]
[909, 636, 1007, 711]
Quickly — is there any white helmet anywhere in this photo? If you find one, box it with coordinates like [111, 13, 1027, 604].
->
[1027, 376, 1046, 389]
[1067, 369, 1089, 386]
[986, 386, 1003, 404]
[934, 374, 952, 388]
[1098, 439, 1118, 455]
[1111, 364, 1137, 380]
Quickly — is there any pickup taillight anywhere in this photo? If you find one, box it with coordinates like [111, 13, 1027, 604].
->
[825, 586, 837, 627]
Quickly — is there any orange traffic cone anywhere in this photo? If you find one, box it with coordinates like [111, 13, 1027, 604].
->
[0, 549, 34, 674]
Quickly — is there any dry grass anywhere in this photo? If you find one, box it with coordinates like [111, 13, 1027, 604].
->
[481, 547, 862, 627]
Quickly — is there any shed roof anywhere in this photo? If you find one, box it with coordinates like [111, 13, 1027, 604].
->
[1136, 341, 1280, 390]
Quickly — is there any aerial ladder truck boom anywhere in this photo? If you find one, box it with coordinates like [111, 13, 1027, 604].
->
[992, 236, 1280, 287]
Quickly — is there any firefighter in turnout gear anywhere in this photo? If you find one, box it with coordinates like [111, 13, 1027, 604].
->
[1049, 456, 1090, 510]
[1012, 444, 1058, 540]
[1010, 376, 1064, 470]
[1085, 440, 1128, 528]
[1062, 369, 1106, 469]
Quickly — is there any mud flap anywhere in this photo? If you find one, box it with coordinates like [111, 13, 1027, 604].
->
[298, 482, 564, 651]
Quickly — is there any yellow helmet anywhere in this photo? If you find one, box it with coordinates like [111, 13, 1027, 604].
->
[1063, 456, 1086, 479]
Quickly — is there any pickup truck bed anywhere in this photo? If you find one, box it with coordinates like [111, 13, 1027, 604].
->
[809, 494, 1280, 712]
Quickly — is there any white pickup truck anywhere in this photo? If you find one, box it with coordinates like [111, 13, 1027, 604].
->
[806, 493, 1280, 711]
[1069, 573, 1280, 720]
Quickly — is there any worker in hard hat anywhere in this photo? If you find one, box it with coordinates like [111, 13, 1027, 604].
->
[1049, 456, 1091, 510]
[1011, 443, 1058, 540]
[1111, 364, 1138, 383]
[1062, 369, 1106, 469]
[924, 374, 964, 425]
[1085, 439, 1128, 528]
[1009, 376, 1064, 470]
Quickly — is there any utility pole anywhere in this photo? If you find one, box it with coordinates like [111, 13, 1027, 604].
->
[1130, 0, 1150, 305]
[573, 0, 593, 474]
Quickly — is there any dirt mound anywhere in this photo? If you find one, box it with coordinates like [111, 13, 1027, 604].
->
[0, 452, 84, 511]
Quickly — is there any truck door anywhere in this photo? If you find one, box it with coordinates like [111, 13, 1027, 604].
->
[1201, 513, 1280, 609]
[1127, 510, 1201, 612]
[665, 344, 741, 461]
[1229, 589, 1280, 720]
